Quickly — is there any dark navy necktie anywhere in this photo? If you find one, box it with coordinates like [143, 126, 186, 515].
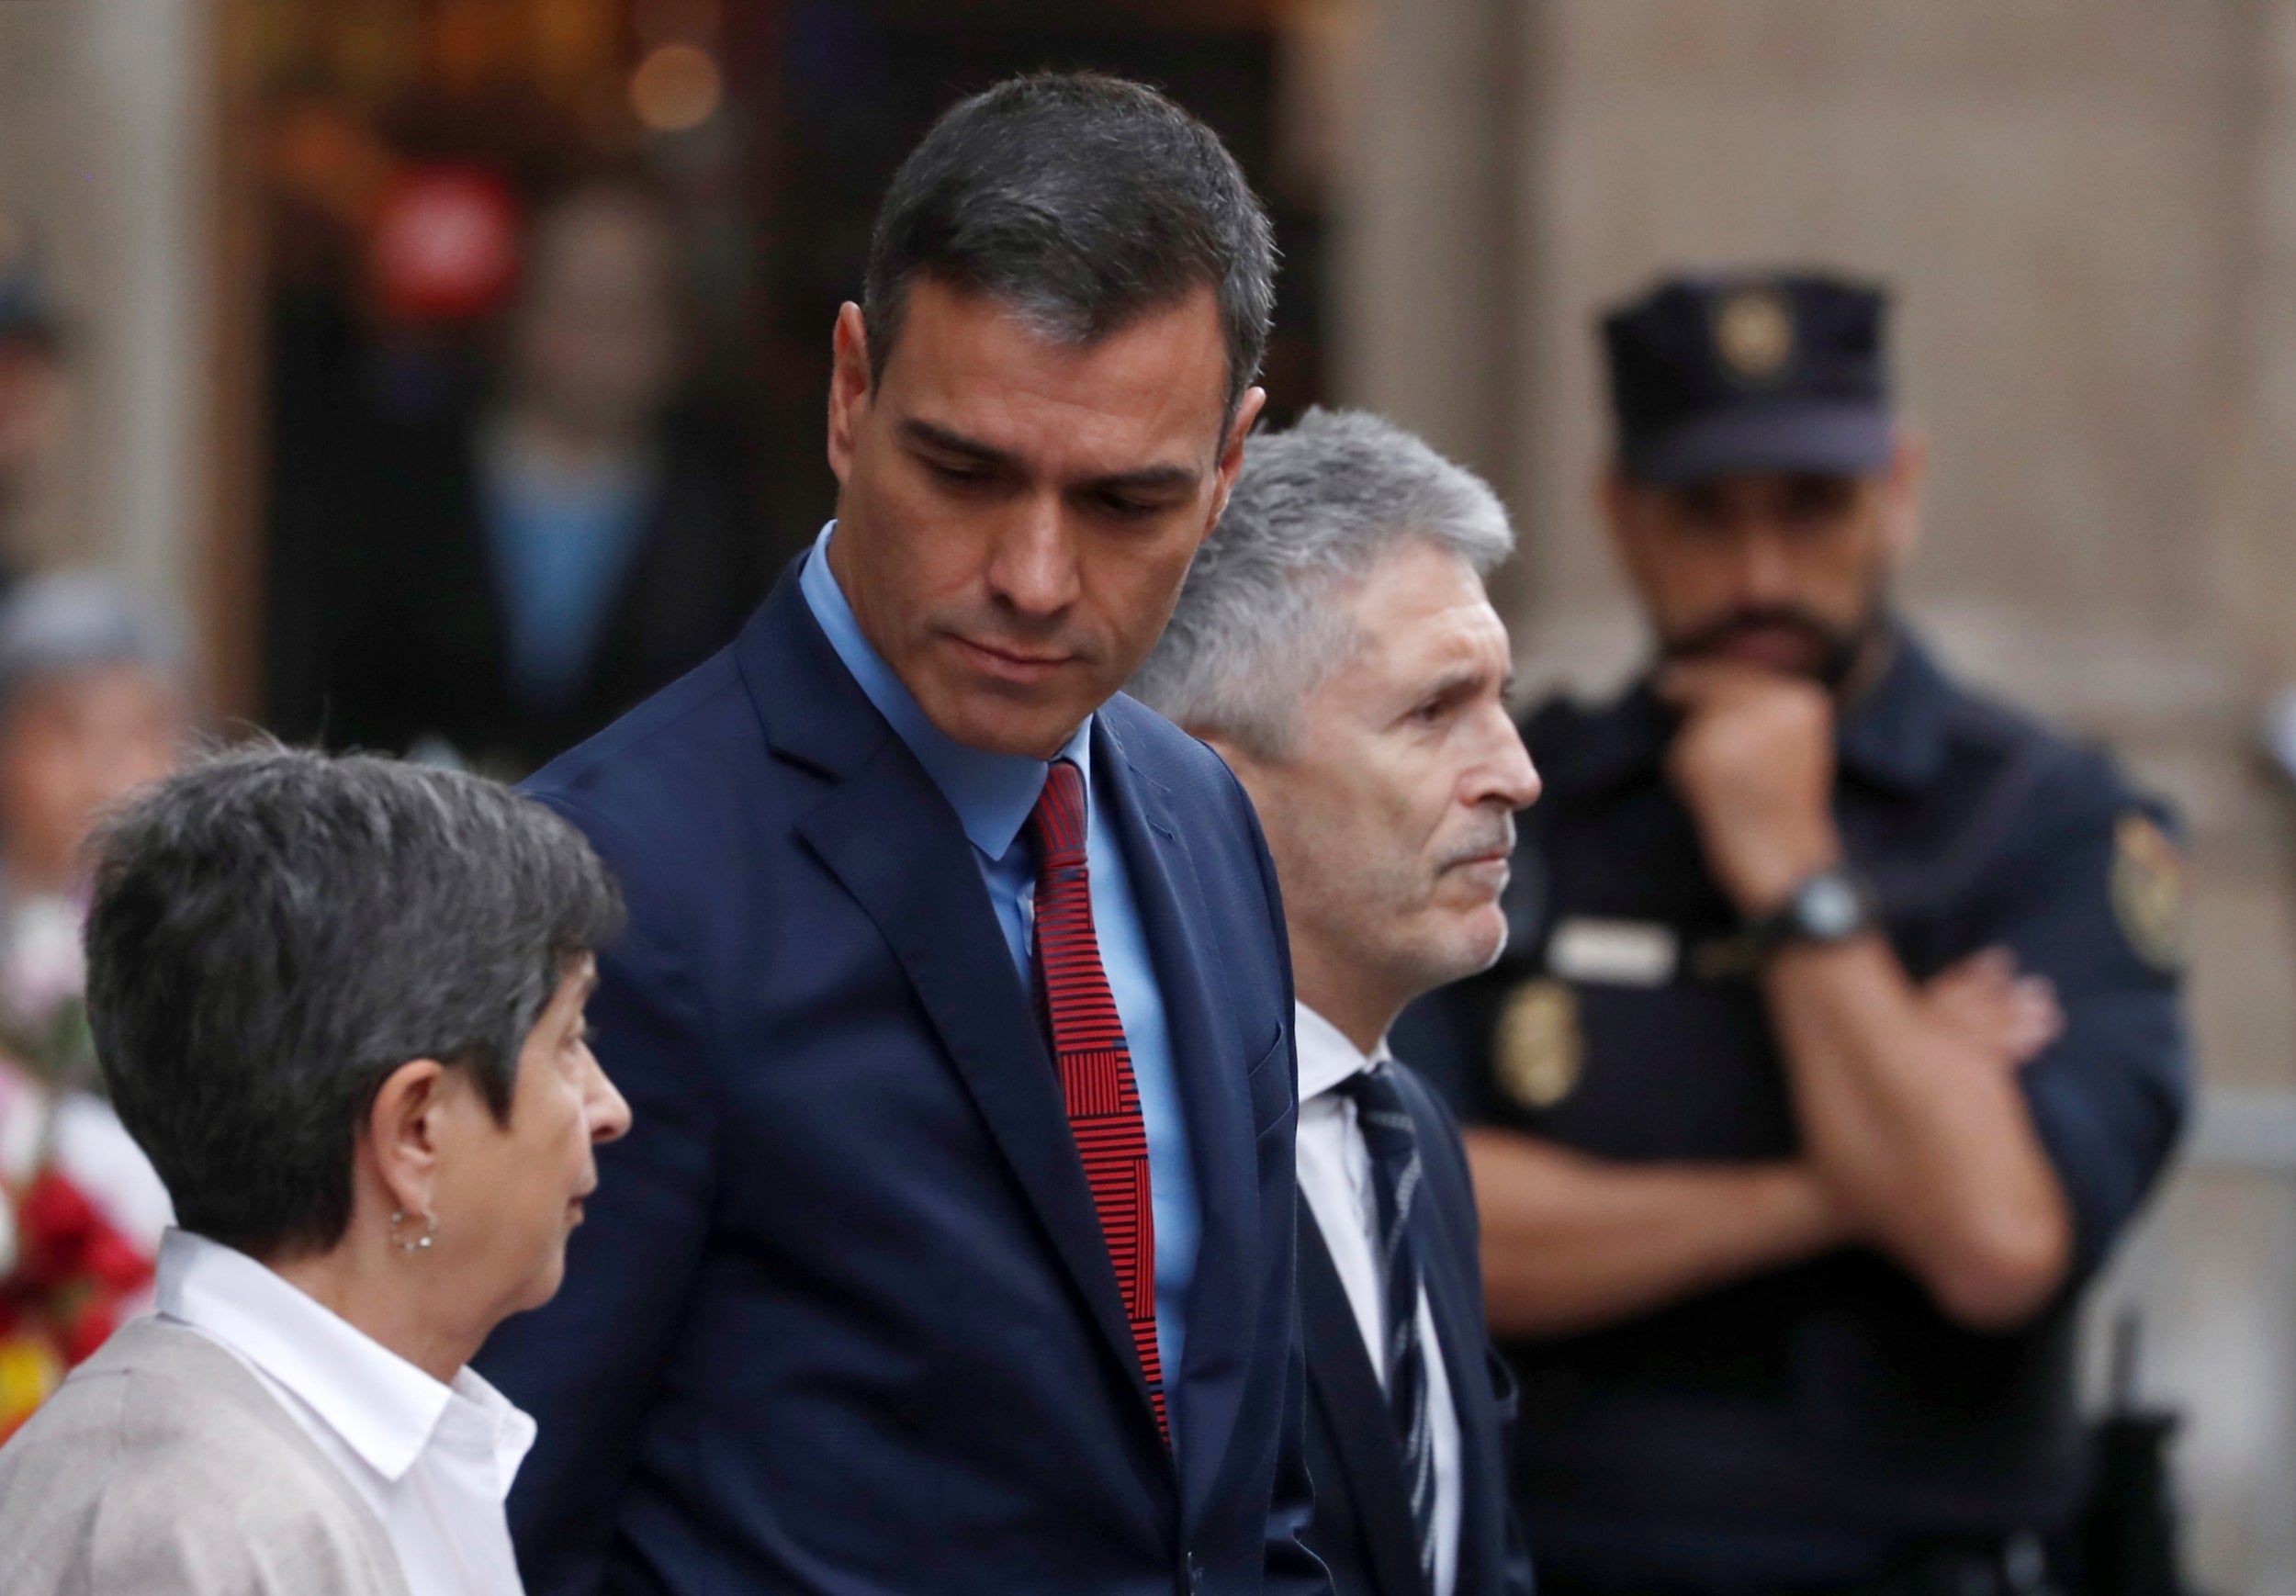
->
[1028, 758, 1167, 1445]
[1342, 1059, 1437, 1590]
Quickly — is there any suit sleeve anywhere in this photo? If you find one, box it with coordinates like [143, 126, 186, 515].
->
[43, 1422, 410, 1596]
[1974, 752, 2192, 1282]
[1230, 766, 1333, 1596]
[476, 796, 721, 1595]
[1265, 1330, 1331, 1595]
[85, 1512, 409, 1596]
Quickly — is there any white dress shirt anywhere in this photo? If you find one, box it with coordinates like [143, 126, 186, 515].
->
[154, 1228, 537, 1596]
[1294, 1003, 1464, 1596]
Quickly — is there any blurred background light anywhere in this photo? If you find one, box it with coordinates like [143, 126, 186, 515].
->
[367, 164, 520, 323]
[629, 43, 722, 135]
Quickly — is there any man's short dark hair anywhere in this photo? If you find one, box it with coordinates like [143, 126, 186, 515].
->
[84, 745, 624, 1260]
[861, 72, 1277, 425]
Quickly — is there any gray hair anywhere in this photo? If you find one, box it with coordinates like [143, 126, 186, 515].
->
[84, 744, 623, 1260]
[862, 72, 1277, 426]
[0, 568, 189, 709]
[1131, 407, 1514, 757]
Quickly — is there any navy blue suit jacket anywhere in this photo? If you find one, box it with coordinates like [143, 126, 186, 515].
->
[478, 568, 1325, 1596]
[1298, 1063, 1533, 1596]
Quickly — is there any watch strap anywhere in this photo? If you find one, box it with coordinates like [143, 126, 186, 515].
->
[1744, 864, 1877, 951]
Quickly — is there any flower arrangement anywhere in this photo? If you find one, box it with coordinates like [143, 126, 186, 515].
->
[0, 898, 158, 1441]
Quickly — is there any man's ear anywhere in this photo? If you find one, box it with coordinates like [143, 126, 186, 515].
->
[1204, 387, 1268, 535]
[365, 1058, 449, 1222]
[1196, 725, 1297, 883]
[827, 302, 873, 487]
[1881, 426, 1929, 561]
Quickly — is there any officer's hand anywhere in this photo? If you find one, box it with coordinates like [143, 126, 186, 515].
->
[1657, 661, 1842, 914]
[1919, 947, 2063, 1069]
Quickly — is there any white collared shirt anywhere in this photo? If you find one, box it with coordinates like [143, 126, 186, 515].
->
[1294, 1004, 1464, 1596]
[154, 1228, 536, 1596]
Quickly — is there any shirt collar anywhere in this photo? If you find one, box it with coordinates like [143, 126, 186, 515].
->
[1294, 1002, 1394, 1102]
[155, 1228, 535, 1490]
[798, 521, 1092, 861]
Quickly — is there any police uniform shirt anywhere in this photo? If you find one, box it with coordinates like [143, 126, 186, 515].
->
[1392, 626, 2191, 1592]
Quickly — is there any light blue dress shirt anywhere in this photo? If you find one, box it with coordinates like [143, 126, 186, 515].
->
[799, 523, 1200, 1424]
[481, 439, 653, 713]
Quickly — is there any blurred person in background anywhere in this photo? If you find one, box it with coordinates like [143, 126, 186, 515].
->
[1132, 407, 1538, 1596]
[1394, 272, 2190, 1596]
[0, 213, 72, 590]
[303, 177, 772, 776]
[0, 746, 631, 1596]
[0, 571, 188, 1436]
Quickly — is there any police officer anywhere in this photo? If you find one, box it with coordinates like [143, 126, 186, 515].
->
[1393, 272, 2191, 1596]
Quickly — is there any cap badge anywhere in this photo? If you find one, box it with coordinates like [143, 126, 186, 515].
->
[1493, 976, 1583, 1111]
[1712, 285, 1795, 384]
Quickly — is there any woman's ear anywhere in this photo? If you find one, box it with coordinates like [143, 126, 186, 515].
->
[366, 1058, 450, 1221]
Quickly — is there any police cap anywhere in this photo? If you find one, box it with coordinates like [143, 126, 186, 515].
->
[1602, 270, 1893, 485]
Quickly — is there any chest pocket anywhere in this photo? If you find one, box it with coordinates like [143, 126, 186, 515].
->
[1525, 974, 1801, 1162]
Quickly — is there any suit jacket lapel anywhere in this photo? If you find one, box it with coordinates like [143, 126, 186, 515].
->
[1299, 1222, 1429, 1596]
[1094, 709, 1259, 1528]
[1413, 1175, 1499, 1596]
[745, 579, 1163, 1439]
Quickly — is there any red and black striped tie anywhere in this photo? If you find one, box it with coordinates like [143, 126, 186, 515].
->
[1028, 757, 1167, 1445]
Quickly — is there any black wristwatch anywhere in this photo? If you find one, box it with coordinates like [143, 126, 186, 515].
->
[1743, 863, 1878, 952]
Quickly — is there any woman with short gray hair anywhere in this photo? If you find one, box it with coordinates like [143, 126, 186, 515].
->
[0, 745, 632, 1596]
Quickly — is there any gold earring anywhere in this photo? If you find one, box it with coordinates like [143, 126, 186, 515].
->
[388, 1208, 438, 1253]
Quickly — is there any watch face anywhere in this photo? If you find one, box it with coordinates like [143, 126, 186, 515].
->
[1803, 875, 1861, 938]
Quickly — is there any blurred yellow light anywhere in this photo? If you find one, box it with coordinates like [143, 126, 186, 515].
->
[532, 0, 618, 93]
[629, 44, 722, 134]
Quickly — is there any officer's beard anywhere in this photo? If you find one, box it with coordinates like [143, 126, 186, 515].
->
[1662, 599, 1889, 694]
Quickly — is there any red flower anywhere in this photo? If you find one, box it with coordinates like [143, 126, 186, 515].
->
[1, 1163, 154, 1399]
[14, 1167, 99, 1290]
[80, 1225, 152, 1295]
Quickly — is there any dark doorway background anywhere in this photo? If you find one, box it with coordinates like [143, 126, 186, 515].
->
[253, 0, 1331, 759]
[753, 1, 1328, 541]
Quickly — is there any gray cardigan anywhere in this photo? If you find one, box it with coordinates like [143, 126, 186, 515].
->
[0, 1316, 411, 1596]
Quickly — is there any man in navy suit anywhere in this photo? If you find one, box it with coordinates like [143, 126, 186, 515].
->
[476, 73, 1324, 1595]
[1132, 409, 1539, 1596]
